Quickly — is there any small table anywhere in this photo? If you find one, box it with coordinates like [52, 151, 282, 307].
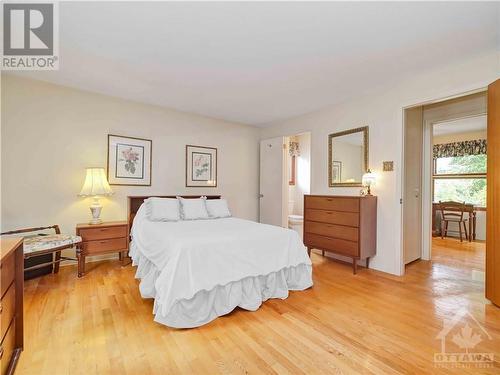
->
[75, 221, 129, 277]
[432, 202, 478, 241]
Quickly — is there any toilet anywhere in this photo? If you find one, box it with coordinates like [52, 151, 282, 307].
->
[288, 214, 304, 239]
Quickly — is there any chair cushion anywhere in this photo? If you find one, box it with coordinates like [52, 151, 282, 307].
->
[23, 234, 82, 255]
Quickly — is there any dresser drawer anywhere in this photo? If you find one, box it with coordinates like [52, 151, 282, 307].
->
[305, 196, 359, 212]
[0, 285, 15, 343]
[305, 233, 359, 257]
[79, 225, 127, 241]
[82, 238, 127, 255]
[304, 221, 359, 242]
[0, 254, 14, 299]
[0, 320, 15, 375]
[305, 209, 359, 227]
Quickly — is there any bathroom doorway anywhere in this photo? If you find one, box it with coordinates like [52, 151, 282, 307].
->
[284, 132, 311, 239]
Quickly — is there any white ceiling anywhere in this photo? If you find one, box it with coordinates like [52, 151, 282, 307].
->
[433, 115, 487, 136]
[10, 2, 499, 126]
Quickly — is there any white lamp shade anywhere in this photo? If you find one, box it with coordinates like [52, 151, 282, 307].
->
[362, 169, 377, 187]
[78, 168, 113, 197]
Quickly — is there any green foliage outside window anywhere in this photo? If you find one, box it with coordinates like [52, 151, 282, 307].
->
[434, 155, 487, 207]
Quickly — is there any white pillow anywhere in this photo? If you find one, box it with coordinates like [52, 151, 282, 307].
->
[178, 197, 209, 220]
[145, 198, 180, 222]
[206, 199, 231, 218]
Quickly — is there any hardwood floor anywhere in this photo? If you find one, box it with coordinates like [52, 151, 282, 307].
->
[18, 242, 499, 374]
[432, 237, 485, 272]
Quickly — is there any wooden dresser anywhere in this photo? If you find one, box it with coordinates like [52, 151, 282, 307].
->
[304, 195, 377, 274]
[0, 237, 23, 375]
[76, 221, 129, 277]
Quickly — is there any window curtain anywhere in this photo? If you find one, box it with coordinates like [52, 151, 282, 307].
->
[433, 139, 487, 159]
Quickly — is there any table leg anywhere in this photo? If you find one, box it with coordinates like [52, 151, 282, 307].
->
[473, 212, 477, 241]
[77, 248, 85, 277]
[469, 212, 473, 242]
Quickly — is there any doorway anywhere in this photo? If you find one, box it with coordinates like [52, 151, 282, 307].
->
[403, 92, 487, 266]
[259, 132, 311, 237]
[401, 85, 500, 308]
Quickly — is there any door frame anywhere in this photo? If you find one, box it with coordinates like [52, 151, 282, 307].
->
[399, 86, 487, 275]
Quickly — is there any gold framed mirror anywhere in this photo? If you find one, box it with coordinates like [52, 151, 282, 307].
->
[328, 126, 369, 187]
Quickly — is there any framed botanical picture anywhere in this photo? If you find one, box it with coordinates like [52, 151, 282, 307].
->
[107, 134, 152, 186]
[332, 160, 342, 183]
[186, 145, 217, 187]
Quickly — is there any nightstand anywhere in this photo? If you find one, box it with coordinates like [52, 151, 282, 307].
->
[75, 221, 129, 277]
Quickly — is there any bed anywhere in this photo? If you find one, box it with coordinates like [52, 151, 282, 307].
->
[128, 195, 313, 328]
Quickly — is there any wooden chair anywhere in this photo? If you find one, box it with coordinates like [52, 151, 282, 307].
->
[438, 201, 469, 242]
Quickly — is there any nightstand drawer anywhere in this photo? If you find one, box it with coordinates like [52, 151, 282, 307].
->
[82, 238, 127, 254]
[79, 226, 127, 241]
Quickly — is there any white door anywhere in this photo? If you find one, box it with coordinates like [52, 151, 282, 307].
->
[403, 106, 423, 264]
[259, 137, 285, 226]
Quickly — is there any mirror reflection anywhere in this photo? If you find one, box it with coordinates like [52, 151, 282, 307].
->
[328, 127, 368, 186]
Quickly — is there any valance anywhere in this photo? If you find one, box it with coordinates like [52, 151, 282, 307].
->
[433, 139, 486, 159]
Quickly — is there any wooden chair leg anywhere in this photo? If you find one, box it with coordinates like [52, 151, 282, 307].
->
[322, 250, 325, 256]
[463, 222, 468, 241]
[441, 221, 446, 239]
[352, 258, 357, 275]
[53, 251, 61, 273]
[459, 221, 463, 242]
[445, 221, 449, 237]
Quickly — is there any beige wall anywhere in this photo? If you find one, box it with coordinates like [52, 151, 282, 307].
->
[1, 75, 260, 242]
[261, 51, 499, 275]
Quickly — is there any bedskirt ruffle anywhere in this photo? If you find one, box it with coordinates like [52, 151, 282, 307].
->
[130, 242, 313, 328]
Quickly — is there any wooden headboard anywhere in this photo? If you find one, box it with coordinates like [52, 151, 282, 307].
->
[127, 195, 221, 228]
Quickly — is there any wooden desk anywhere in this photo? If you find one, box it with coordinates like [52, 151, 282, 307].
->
[432, 203, 481, 241]
[0, 237, 23, 375]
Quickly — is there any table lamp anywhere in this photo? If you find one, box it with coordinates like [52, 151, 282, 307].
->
[78, 167, 114, 224]
[362, 169, 377, 195]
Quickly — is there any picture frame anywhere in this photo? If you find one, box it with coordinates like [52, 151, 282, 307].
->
[186, 145, 217, 187]
[332, 160, 342, 183]
[107, 134, 152, 186]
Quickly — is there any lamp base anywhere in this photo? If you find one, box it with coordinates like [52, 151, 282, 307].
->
[89, 197, 103, 225]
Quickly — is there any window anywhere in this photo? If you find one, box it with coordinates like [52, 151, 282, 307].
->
[433, 154, 487, 207]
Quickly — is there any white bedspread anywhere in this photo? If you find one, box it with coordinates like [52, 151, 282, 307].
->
[130, 205, 313, 328]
